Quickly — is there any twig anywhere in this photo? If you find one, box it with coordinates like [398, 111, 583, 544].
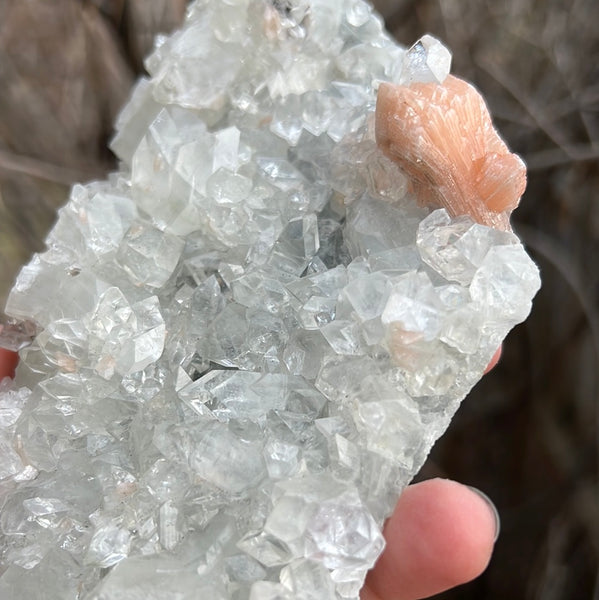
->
[0, 148, 109, 185]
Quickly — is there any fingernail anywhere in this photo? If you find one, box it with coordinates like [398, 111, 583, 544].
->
[467, 486, 501, 542]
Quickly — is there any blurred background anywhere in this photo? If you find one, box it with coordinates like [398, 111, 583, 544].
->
[0, 1, 597, 598]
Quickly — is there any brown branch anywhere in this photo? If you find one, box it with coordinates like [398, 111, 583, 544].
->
[0, 149, 109, 185]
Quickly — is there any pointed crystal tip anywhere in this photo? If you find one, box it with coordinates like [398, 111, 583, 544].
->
[0, 316, 38, 351]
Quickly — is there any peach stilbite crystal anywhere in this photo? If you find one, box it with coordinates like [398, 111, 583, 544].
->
[375, 75, 526, 231]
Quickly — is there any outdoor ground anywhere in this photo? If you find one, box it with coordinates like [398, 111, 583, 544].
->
[0, 1, 597, 598]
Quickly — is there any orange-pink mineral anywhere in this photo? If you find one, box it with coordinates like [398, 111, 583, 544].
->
[375, 75, 526, 231]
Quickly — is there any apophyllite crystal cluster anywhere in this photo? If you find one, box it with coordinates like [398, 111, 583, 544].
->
[0, 1, 540, 598]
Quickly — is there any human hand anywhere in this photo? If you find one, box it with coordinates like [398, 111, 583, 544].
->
[0, 348, 18, 380]
[361, 347, 502, 600]
[0, 347, 501, 600]
[361, 478, 499, 600]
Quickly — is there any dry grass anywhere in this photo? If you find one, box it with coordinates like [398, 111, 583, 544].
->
[0, 1, 597, 598]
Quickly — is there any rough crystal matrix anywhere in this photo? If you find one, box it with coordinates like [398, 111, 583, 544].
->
[0, 1, 540, 599]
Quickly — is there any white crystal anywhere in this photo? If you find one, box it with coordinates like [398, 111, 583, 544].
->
[470, 244, 541, 322]
[417, 208, 517, 285]
[213, 126, 241, 173]
[400, 34, 452, 85]
[381, 271, 445, 342]
[86, 520, 132, 568]
[249, 581, 293, 600]
[118, 222, 185, 288]
[280, 559, 336, 600]
[225, 553, 267, 583]
[269, 214, 320, 276]
[158, 500, 181, 550]
[305, 488, 384, 570]
[88, 289, 166, 377]
[186, 421, 266, 493]
[0, 432, 23, 480]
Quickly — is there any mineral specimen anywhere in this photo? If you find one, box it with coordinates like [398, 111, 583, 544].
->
[0, 1, 540, 599]
[376, 71, 527, 231]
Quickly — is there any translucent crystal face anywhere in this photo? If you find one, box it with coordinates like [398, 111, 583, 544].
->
[0, 1, 540, 599]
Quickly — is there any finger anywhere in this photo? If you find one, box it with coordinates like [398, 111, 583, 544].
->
[363, 478, 499, 600]
[0, 348, 19, 380]
[484, 346, 502, 374]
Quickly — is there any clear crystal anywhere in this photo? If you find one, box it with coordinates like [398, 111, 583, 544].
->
[85, 519, 132, 568]
[118, 222, 185, 288]
[269, 214, 320, 276]
[417, 208, 517, 285]
[400, 34, 452, 85]
[0, 317, 37, 351]
[158, 500, 181, 550]
[249, 581, 293, 600]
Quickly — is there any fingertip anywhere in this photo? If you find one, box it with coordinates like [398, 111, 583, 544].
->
[484, 346, 502, 374]
[0, 347, 19, 380]
[365, 478, 497, 600]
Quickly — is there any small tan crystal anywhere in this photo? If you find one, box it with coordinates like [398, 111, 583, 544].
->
[375, 75, 526, 231]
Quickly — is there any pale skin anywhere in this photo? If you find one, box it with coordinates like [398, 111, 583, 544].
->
[0, 346, 501, 600]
